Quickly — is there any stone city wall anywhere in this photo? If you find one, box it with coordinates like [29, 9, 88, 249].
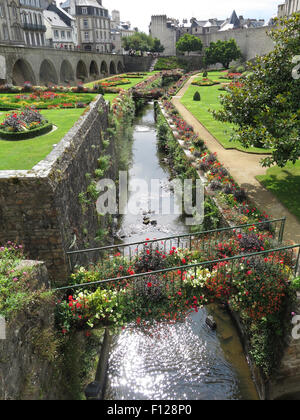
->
[200, 26, 275, 62]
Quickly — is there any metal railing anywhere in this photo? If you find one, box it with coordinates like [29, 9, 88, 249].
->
[66, 217, 287, 271]
[22, 23, 46, 32]
[57, 243, 300, 294]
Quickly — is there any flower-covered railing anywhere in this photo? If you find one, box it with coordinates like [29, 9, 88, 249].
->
[56, 243, 300, 335]
[66, 217, 287, 272]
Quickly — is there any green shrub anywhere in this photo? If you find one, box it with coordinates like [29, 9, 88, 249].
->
[0, 122, 53, 141]
[291, 277, 300, 291]
[154, 57, 185, 71]
[236, 65, 245, 73]
[203, 71, 208, 77]
[193, 91, 201, 101]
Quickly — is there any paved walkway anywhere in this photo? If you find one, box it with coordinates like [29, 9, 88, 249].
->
[172, 74, 300, 245]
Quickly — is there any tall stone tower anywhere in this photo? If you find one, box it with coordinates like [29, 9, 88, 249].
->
[149, 15, 179, 56]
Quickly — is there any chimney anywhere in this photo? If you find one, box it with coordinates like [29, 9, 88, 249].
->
[69, 0, 76, 16]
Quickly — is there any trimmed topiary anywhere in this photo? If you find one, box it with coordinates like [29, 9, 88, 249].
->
[193, 91, 201, 101]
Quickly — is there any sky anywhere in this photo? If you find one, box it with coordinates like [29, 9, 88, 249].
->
[105, 0, 280, 32]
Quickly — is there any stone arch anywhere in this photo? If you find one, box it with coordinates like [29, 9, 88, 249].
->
[60, 59, 75, 84]
[12, 58, 36, 86]
[76, 60, 88, 81]
[100, 60, 108, 76]
[90, 60, 99, 79]
[109, 61, 116, 75]
[39, 59, 59, 85]
[117, 61, 124, 74]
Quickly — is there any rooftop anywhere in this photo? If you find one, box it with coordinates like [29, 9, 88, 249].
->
[44, 10, 70, 28]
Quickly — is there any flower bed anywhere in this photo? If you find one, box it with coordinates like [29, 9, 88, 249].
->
[219, 71, 243, 80]
[0, 90, 95, 110]
[0, 108, 52, 141]
[98, 77, 131, 90]
[192, 78, 220, 87]
[158, 99, 272, 227]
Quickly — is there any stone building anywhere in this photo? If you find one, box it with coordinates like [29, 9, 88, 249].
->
[149, 15, 181, 56]
[218, 10, 265, 32]
[44, 2, 77, 49]
[60, 0, 112, 53]
[0, 1, 24, 45]
[110, 10, 136, 54]
[189, 17, 224, 36]
[278, 0, 300, 17]
[150, 11, 266, 56]
[19, 0, 50, 47]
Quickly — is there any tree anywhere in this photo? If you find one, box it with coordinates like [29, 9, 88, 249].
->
[176, 34, 203, 55]
[204, 39, 242, 69]
[151, 38, 165, 53]
[122, 32, 153, 53]
[212, 14, 300, 168]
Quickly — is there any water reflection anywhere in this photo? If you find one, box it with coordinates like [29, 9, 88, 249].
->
[105, 103, 259, 401]
[105, 308, 258, 401]
[117, 105, 188, 243]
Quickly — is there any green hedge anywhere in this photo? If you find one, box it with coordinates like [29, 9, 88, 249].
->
[0, 122, 53, 141]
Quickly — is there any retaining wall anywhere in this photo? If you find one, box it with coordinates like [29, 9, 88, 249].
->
[0, 95, 110, 284]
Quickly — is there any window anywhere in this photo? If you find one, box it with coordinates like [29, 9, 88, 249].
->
[67, 31, 71, 39]
[61, 30, 65, 39]
[83, 18, 88, 28]
[25, 32, 30, 44]
[54, 30, 59, 38]
[3, 25, 9, 40]
[82, 7, 87, 14]
[84, 31, 89, 41]
[30, 32, 35, 45]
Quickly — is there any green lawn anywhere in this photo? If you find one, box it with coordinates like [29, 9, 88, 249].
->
[180, 71, 272, 154]
[0, 108, 85, 170]
[257, 161, 300, 221]
[85, 72, 158, 103]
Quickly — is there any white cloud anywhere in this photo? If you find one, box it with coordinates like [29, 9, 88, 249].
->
[106, 0, 279, 32]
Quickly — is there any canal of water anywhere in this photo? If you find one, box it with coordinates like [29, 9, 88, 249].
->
[104, 103, 259, 401]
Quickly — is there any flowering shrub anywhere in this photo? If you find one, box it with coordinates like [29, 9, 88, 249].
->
[0, 108, 48, 134]
[0, 242, 53, 319]
[229, 260, 290, 321]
